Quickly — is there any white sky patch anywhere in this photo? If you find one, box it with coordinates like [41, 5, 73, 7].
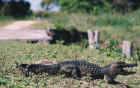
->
[4, 0, 60, 11]
[25, 0, 43, 11]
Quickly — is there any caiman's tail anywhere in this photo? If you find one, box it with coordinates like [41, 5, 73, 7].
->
[19, 64, 60, 76]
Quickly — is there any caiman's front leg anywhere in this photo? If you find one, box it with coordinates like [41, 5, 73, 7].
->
[60, 65, 81, 79]
[104, 75, 119, 84]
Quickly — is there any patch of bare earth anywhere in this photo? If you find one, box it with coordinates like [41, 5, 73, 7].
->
[0, 20, 37, 30]
[0, 20, 49, 40]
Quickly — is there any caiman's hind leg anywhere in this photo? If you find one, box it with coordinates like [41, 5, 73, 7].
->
[71, 68, 81, 80]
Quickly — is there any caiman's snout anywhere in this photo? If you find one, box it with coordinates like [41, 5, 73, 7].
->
[125, 63, 137, 67]
[120, 62, 137, 67]
[103, 61, 137, 84]
[115, 61, 137, 75]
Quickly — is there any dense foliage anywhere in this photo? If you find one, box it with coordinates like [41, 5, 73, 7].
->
[58, 0, 140, 13]
[0, 0, 31, 18]
[41, 0, 52, 10]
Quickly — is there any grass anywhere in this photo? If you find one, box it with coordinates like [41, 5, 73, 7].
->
[0, 10, 140, 88]
[30, 10, 140, 48]
[0, 41, 140, 88]
[0, 16, 15, 27]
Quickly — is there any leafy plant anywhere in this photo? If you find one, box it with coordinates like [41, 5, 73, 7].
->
[58, 0, 101, 13]
[0, 77, 7, 85]
[99, 40, 122, 57]
[54, 23, 65, 30]
[133, 48, 140, 61]
[46, 50, 59, 58]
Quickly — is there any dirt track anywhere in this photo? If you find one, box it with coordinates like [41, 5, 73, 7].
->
[0, 20, 49, 40]
[0, 20, 37, 30]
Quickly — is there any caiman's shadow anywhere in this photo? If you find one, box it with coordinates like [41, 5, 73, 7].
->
[49, 27, 88, 45]
[90, 76, 131, 88]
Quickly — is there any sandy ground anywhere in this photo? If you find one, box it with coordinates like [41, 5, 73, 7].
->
[0, 20, 37, 30]
[0, 20, 49, 40]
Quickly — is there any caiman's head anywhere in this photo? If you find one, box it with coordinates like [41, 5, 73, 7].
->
[103, 61, 137, 77]
[102, 61, 137, 84]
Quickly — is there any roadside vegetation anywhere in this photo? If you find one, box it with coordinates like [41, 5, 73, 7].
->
[0, 16, 15, 27]
[0, 41, 140, 88]
[0, 0, 140, 88]
[0, 11, 140, 87]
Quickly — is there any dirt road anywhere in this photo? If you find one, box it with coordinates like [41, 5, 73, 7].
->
[0, 20, 49, 41]
[0, 20, 37, 30]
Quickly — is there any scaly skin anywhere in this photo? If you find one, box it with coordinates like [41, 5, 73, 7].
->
[19, 60, 137, 84]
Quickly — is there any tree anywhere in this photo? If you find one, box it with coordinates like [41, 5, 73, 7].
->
[41, 0, 53, 10]
[60, 0, 140, 13]
[0, 0, 3, 8]
[0, 0, 31, 17]
[58, 0, 105, 12]
[41, 0, 140, 13]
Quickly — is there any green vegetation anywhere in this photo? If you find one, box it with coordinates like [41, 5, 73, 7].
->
[53, 0, 140, 13]
[0, 10, 140, 87]
[0, 41, 140, 88]
[0, 16, 15, 27]
[32, 10, 140, 48]
[0, 0, 140, 87]
[0, 0, 31, 18]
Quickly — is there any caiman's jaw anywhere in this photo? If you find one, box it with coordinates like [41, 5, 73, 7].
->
[103, 61, 137, 84]
[111, 61, 137, 75]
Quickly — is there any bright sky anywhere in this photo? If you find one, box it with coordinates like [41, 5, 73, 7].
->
[25, 0, 60, 11]
[25, 0, 42, 11]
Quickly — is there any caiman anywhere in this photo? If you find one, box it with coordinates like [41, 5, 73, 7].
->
[19, 60, 137, 84]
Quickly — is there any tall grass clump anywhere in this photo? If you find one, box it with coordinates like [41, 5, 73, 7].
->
[94, 13, 132, 27]
[48, 9, 140, 29]
[47, 10, 140, 50]
[0, 16, 15, 26]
